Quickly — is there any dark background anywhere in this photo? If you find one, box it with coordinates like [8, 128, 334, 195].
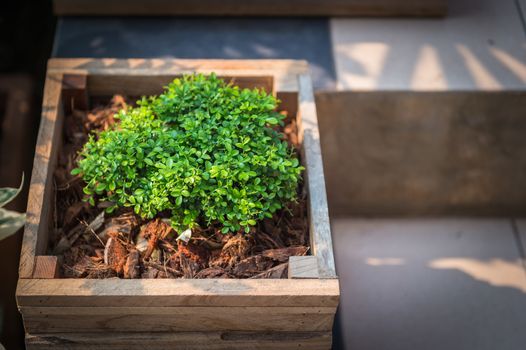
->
[0, 1, 55, 349]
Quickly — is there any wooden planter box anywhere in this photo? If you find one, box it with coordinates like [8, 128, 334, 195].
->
[16, 58, 339, 349]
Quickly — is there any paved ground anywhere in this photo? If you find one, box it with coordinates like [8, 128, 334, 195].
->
[53, 17, 337, 89]
[331, 0, 526, 90]
[331, 218, 526, 350]
[53, 1, 526, 92]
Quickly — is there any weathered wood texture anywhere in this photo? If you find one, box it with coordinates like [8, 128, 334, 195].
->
[32, 256, 59, 279]
[20, 306, 336, 333]
[26, 331, 332, 349]
[47, 59, 304, 93]
[17, 59, 339, 349]
[17, 279, 340, 307]
[53, 0, 447, 17]
[19, 74, 63, 279]
[289, 256, 319, 279]
[62, 74, 88, 113]
[299, 75, 336, 277]
[316, 91, 526, 217]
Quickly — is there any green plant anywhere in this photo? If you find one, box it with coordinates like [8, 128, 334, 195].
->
[73, 74, 303, 233]
[0, 174, 25, 240]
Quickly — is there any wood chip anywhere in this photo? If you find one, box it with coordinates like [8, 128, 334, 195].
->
[63, 201, 88, 227]
[232, 255, 273, 277]
[104, 237, 127, 275]
[87, 211, 105, 232]
[124, 250, 140, 279]
[53, 235, 71, 255]
[195, 267, 228, 279]
[139, 218, 172, 260]
[250, 262, 288, 279]
[261, 246, 308, 262]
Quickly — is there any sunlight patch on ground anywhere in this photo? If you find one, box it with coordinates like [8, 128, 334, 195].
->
[429, 258, 526, 293]
[456, 44, 501, 89]
[366, 258, 405, 266]
[490, 47, 526, 84]
[335, 42, 389, 89]
[411, 45, 447, 90]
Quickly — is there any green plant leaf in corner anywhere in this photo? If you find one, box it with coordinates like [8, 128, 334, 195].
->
[0, 173, 24, 208]
[0, 208, 25, 240]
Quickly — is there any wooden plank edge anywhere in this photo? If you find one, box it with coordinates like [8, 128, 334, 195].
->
[26, 331, 332, 349]
[32, 256, 60, 279]
[62, 73, 88, 113]
[19, 306, 336, 333]
[19, 305, 337, 316]
[46, 58, 308, 92]
[47, 58, 309, 74]
[297, 73, 337, 278]
[17, 278, 340, 307]
[288, 256, 319, 279]
[18, 73, 64, 279]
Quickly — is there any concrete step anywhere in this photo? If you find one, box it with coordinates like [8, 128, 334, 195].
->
[331, 0, 526, 90]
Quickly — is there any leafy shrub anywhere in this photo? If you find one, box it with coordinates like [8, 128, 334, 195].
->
[73, 74, 303, 233]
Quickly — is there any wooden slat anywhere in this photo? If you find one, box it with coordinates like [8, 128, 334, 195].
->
[26, 331, 332, 350]
[46, 58, 306, 92]
[18, 73, 64, 279]
[62, 74, 88, 113]
[17, 278, 339, 307]
[20, 306, 335, 333]
[53, 0, 447, 17]
[277, 91, 298, 119]
[32, 256, 59, 279]
[47, 58, 309, 72]
[297, 74, 336, 278]
[86, 75, 275, 98]
[289, 256, 319, 279]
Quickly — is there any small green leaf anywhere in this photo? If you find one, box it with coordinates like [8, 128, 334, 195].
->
[265, 117, 279, 125]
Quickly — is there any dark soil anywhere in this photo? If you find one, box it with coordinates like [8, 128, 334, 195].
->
[51, 95, 309, 279]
